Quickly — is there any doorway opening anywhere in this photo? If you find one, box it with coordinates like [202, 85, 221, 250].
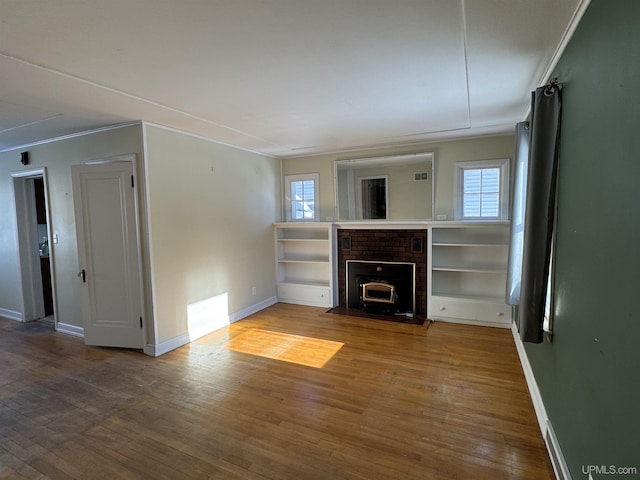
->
[11, 168, 56, 328]
[359, 176, 387, 219]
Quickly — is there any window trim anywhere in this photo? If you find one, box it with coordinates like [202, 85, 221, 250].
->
[284, 173, 319, 222]
[454, 158, 510, 221]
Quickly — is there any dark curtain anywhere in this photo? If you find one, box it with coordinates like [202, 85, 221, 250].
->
[518, 82, 562, 343]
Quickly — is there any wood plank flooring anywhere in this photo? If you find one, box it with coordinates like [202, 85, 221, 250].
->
[0, 304, 554, 479]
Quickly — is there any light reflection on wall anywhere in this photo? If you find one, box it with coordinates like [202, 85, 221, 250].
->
[187, 292, 230, 341]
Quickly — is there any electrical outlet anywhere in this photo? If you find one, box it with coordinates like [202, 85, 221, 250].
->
[436, 214, 447, 220]
[251, 286, 257, 296]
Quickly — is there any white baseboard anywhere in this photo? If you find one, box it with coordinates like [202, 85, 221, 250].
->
[0, 308, 23, 321]
[145, 296, 278, 357]
[511, 324, 571, 480]
[145, 332, 189, 357]
[56, 322, 84, 338]
[511, 323, 548, 434]
[229, 296, 278, 323]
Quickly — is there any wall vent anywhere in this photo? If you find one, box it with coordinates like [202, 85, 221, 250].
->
[545, 420, 572, 480]
[413, 172, 429, 181]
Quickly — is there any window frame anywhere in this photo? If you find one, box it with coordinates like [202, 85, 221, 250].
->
[454, 158, 510, 221]
[284, 173, 319, 222]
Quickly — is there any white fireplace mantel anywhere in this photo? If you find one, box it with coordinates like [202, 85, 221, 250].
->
[333, 220, 429, 230]
[329, 220, 509, 230]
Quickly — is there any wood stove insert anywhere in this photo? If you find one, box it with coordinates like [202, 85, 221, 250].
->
[346, 260, 416, 315]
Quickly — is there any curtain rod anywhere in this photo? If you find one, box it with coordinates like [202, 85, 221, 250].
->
[544, 77, 562, 96]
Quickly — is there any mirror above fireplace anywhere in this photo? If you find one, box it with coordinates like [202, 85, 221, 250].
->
[334, 152, 434, 221]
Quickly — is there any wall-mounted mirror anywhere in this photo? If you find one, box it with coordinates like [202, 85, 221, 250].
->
[334, 152, 434, 220]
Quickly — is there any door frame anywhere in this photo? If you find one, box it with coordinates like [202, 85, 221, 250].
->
[11, 167, 57, 326]
[356, 175, 388, 219]
[76, 154, 147, 348]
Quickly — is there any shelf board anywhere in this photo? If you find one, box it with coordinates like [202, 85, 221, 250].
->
[432, 242, 507, 247]
[432, 266, 507, 274]
[431, 292, 507, 304]
[279, 279, 330, 288]
[278, 256, 329, 263]
[277, 238, 328, 242]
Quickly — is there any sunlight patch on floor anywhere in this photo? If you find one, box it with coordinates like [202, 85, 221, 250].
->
[223, 328, 344, 368]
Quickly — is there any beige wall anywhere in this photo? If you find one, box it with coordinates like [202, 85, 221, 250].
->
[345, 162, 432, 219]
[281, 135, 515, 221]
[143, 125, 281, 345]
[0, 122, 281, 351]
[0, 123, 509, 352]
[0, 124, 144, 326]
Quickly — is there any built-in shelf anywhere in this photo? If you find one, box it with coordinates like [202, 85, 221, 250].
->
[273, 221, 512, 325]
[428, 222, 512, 328]
[275, 223, 336, 308]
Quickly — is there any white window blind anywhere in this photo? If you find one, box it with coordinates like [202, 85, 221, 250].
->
[291, 179, 315, 220]
[462, 167, 500, 217]
[455, 159, 509, 220]
[284, 173, 319, 222]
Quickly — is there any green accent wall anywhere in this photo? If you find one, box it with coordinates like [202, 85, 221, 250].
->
[524, 0, 640, 476]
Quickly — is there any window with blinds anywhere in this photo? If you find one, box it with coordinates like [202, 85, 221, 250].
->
[284, 173, 319, 222]
[463, 167, 500, 217]
[455, 159, 509, 220]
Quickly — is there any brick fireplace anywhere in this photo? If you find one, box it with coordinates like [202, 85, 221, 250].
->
[337, 229, 427, 315]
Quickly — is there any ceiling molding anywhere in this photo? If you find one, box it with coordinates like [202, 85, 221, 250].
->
[537, 0, 592, 88]
[0, 122, 140, 154]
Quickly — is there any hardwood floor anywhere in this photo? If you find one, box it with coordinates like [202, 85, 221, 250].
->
[0, 304, 554, 479]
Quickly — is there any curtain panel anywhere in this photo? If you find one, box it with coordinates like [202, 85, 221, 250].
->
[517, 81, 562, 343]
[506, 121, 530, 306]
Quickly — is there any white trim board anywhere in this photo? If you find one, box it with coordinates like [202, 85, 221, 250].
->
[0, 308, 23, 321]
[511, 323, 548, 434]
[140, 123, 159, 349]
[10, 167, 59, 323]
[538, 0, 591, 89]
[511, 323, 572, 480]
[57, 322, 84, 338]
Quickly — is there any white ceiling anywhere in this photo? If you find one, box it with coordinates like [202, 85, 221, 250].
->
[0, 0, 586, 158]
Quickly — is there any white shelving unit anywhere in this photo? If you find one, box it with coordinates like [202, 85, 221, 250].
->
[428, 222, 512, 328]
[274, 223, 336, 308]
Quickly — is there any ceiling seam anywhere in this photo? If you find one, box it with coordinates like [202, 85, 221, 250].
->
[461, 0, 472, 129]
[0, 114, 63, 134]
[0, 50, 278, 148]
[0, 122, 140, 154]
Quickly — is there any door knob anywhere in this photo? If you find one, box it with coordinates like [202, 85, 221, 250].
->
[78, 269, 86, 283]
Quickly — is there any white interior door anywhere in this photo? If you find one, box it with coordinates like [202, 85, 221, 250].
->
[71, 160, 144, 349]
